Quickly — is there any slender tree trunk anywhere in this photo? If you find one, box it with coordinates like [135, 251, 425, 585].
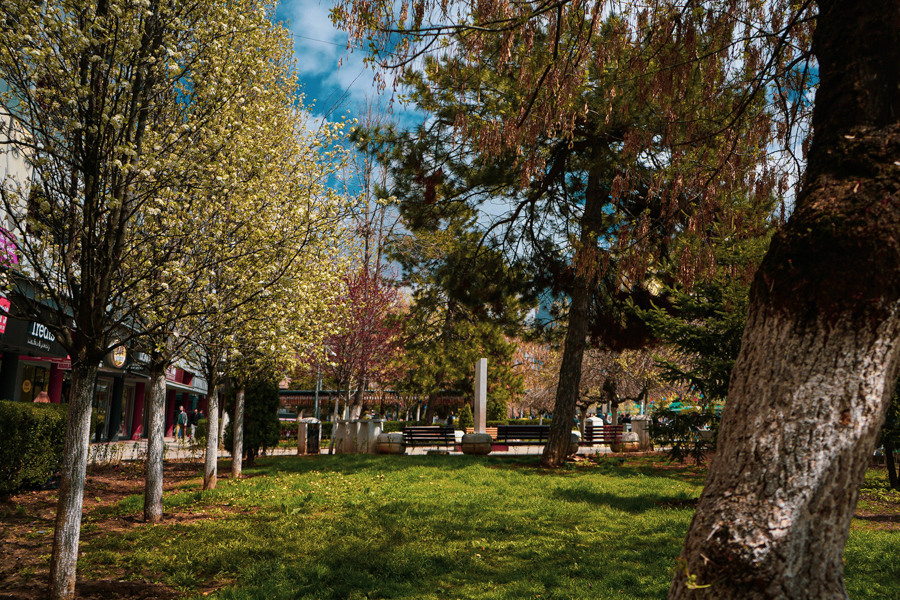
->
[424, 392, 437, 424]
[542, 166, 605, 467]
[232, 386, 245, 479]
[143, 367, 167, 522]
[345, 388, 352, 419]
[670, 2, 900, 597]
[48, 362, 98, 600]
[203, 386, 220, 490]
[328, 383, 342, 455]
[352, 374, 366, 418]
[885, 439, 898, 490]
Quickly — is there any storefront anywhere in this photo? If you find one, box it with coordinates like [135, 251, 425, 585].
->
[90, 341, 154, 442]
[0, 302, 211, 442]
[0, 301, 70, 403]
[163, 363, 208, 438]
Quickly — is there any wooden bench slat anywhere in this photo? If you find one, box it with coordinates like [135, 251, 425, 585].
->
[495, 424, 551, 445]
[580, 424, 624, 445]
[402, 426, 457, 447]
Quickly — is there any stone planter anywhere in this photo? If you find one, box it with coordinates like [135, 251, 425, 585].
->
[569, 432, 582, 455]
[461, 433, 492, 455]
[376, 432, 405, 455]
[612, 431, 641, 453]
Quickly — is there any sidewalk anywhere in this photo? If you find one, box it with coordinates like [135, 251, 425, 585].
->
[86, 438, 300, 464]
[86, 439, 616, 464]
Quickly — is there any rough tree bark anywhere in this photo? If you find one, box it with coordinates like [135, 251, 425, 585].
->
[424, 391, 438, 425]
[48, 362, 98, 600]
[232, 386, 245, 479]
[669, 1, 900, 598]
[203, 386, 220, 490]
[143, 367, 168, 522]
[541, 165, 605, 467]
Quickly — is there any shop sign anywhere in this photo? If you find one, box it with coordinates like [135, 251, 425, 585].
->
[127, 350, 150, 375]
[27, 322, 56, 351]
[0, 227, 18, 268]
[105, 340, 127, 369]
[23, 356, 72, 370]
[0, 297, 9, 335]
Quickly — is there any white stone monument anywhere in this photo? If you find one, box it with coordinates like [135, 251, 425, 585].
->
[463, 358, 492, 455]
[474, 358, 487, 434]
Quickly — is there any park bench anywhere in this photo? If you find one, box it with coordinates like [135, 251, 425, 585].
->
[464, 426, 499, 438]
[402, 426, 457, 448]
[579, 424, 624, 445]
[494, 424, 551, 445]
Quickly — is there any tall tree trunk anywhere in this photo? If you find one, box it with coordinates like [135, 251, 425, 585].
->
[424, 392, 438, 425]
[541, 165, 605, 467]
[48, 362, 98, 600]
[143, 367, 167, 522]
[670, 2, 900, 597]
[885, 439, 898, 490]
[203, 386, 220, 490]
[232, 386, 245, 479]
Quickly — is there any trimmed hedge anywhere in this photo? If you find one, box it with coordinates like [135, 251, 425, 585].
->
[279, 420, 298, 439]
[0, 400, 67, 495]
[381, 420, 429, 433]
[507, 418, 548, 426]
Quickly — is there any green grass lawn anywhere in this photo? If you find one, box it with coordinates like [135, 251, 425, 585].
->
[77, 455, 900, 600]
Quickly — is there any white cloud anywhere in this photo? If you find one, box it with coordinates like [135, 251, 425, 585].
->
[279, 0, 421, 125]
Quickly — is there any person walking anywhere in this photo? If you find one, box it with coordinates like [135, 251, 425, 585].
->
[189, 409, 199, 439]
[176, 405, 188, 439]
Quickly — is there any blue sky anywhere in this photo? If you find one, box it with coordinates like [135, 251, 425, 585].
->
[274, 0, 416, 126]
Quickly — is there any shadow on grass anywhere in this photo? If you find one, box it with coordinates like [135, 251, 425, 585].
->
[80, 454, 900, 600]
[550, 486, 695, 514]
[81, 454, 699, 600]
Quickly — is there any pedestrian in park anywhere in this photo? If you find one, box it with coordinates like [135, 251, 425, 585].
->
[176, 405, 188, 439]
[447, 412, 455, 427]
[189, 409, 199, 438]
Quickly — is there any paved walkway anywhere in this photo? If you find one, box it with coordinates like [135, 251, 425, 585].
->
[87, 439, 617, 464]
[86, 438, 299, 464]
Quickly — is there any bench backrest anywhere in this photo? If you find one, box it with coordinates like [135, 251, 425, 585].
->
[465, 427, 499, 438]
[495, 424, 551, 441]
[402, 426, 456, 441]
[582, 424, 624, 443]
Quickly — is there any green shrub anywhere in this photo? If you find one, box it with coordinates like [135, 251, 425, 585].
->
[486, 420, 509, 427]
[193, 419, 209, 449]
[508, 418, 547, 425]
[223, 377, 281, 465]
[649, 408, 719, 466]
[381, 421, 429, 433]
[0, 400, 67, 495]
[486, 397, 507, 421]
[279, 420, 298, 439]
[457, 405, 474, 431]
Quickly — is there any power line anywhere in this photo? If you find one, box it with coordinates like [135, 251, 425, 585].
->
[295, 34, 346, 48]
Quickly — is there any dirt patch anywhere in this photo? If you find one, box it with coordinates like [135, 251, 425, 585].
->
[853, 493, 900, 531]
[0, 460, 233, 599]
